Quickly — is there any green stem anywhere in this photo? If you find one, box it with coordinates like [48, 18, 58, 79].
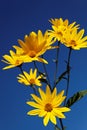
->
[42, 55, 52, 90]
[59, 119, 64, 130]
[33, 61, 39, 73]
[31, 85, 38, 95]
[64, 47, 72, 105]
[34, 61, 46, 77]
[55, 119, 64, 130]
[53, 42, 60, 89]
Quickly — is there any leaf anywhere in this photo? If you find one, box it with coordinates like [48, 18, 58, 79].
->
[66, 90, 87, 107]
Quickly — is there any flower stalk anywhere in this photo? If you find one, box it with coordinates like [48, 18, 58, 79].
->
[64, 47, 72, 105]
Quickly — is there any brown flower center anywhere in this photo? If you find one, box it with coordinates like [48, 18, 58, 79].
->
[29, 51, 36, 58]
[70, 40, 77, 46]
[15, 60, 22, 66]
[57, 31, 63, 37]
[45, 103, 53, 112]
[29, 78, 35, 84]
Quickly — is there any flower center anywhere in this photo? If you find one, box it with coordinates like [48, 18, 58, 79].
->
[15, 60, 22, 66]
[45, 103, 53, 112]
[29, 51, 36, 58]
[57, 31, 63, 37]
[70, 40, 77, 46]
[29, 78, 35, 84]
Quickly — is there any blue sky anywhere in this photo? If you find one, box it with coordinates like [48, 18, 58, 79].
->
[0, 0, 87, 130]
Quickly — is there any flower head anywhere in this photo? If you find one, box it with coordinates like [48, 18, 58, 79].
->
[63, 29, 87, 50]
[17, 69, 42, 86]
[48, 18, 79, 42]
[26, 86, 70, 126]
[2, 50, 23, 70]
[15, 30, 57, 64]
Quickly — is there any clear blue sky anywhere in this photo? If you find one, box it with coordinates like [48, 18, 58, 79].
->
[0, 0, 87, 130]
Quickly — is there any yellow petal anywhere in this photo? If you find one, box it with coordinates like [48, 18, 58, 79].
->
[52, 90, 65, 106]
[80, 36, 87, 42]
[34, 69, 37, 78]
[39, 88, 46, 100]
[10, 50, 15, 57]
[36, 57, 48, 64]
[23, 71, 30, 79]
[57, 90, 64, 97]
[30, 69, 33, 76]
[13, 45, 24, 54]
[57, 107, 71, 112]
[26, 101, 42, 109]
[39, 110, 47, 117]
[53, 108, 65, 118]
[31, 94, 43, 104]
[50, 112, 57, 125]
[46, 85, 51, 96]
[2, 65, 16, 70]
[27, 109, 40, 115]
[2, 55, 13, 63]
[18, 39, 27, 50]
[53, 96, 66, 107]
[76, 29, 84, 40]
[43, 112, 50, 126]
[52, 87, 57, 99]
[35, 79, 42, 86]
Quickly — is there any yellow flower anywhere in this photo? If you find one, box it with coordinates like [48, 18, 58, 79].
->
[17, 69, 42, 86]
[26, 86, 70, 126]
[63, 29, 87, 50]
[2, 50, 23, 70]
[48, 18, 79, 42]
[14, 30, 57, 64]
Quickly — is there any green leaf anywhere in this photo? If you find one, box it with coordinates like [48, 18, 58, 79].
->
[66, 90, 87, 107]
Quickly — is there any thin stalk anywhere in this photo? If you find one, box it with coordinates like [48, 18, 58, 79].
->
[54, 119, 64, 130]
[42, 55, 52, 90]
[59, 119, 64, 130]
[31, 85, 37, 95]
[53, 42, 60, 88]
[64, 47, 72, 105]
[33, 61, 45, 76]
[33, 61, 39, 73]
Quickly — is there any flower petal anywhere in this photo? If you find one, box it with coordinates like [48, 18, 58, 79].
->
[46, 85, 51, 96]
[2, 65, 16, 70]
[43, 112, 50, 126]
[53, 108, 65, 118]
[26, 101, 42, 109]
[39, 88, 46, 100]
[27, 109, 40, 115]
[39, 110, 47, 117]
[50, 112, 57, 125]
[57, 107, 71, 112]
[31, 94, 43, 104]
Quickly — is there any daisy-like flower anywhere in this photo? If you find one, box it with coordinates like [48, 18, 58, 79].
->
[14, 30, 57, 64]
[2, 50, 23, 70]
[17, 69, 42, 86]
[63, 29, 87, 50]
[26, 85, 70, 126]
[48, 18, 79, 42]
